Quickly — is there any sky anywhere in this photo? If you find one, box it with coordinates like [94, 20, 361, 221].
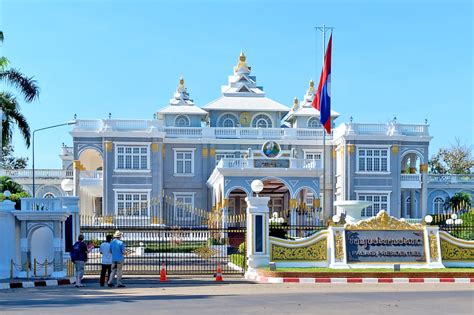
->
[0, 0, 472, 168]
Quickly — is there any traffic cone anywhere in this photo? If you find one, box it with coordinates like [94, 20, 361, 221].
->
[215, 262, 223, 282]
[160, 262, 167, 282]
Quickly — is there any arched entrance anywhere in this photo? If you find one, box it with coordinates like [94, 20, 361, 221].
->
[78, 148, 104, 216]
[227, 188, 248, 227]
[29, 225, 54, 276]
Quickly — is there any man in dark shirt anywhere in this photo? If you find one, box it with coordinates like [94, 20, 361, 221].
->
[71, 234, 88, 287]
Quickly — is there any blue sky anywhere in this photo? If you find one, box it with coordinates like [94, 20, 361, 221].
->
[1, 0, 472, 168]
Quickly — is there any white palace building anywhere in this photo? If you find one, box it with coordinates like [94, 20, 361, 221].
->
[3, 52, 473, 225]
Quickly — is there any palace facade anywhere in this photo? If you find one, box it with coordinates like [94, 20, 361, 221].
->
[3, 52, 473, 224]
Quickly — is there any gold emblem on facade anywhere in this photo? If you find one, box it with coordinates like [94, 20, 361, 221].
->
[345, 210, 424, 230]
[440, 240, 474, 261]
[239, 112, 252, 126]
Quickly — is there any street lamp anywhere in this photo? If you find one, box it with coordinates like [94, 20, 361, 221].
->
[445, 213, 463, 226]
[32, 121, 77, 197]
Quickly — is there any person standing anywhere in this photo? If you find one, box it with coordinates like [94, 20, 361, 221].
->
[71, 234, 88, 287]
[108, 230, 126, 288]
[99, 235, 113, 287]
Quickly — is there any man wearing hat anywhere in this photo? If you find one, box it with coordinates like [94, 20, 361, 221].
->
[107, 230, 126, 287]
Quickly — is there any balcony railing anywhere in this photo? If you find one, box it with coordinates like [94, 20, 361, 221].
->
[20, 198, 62, 212]
[0, 169, 102, 180]
[216, 158, 322, 170]
[335, 122, 430, 137]
[428, 174, 474, 185]
[72, 120, 332, 140]
[400, 174, 422, 189]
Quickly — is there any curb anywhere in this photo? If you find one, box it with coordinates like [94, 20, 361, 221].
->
[249, 276, 474, 284]
[0, 277, 75, 290]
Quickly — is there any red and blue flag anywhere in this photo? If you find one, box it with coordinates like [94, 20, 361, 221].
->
[312, 33, 332, 134]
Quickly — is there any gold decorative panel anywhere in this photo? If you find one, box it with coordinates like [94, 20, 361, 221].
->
[391, 145, 399, 154]
[289, 199, 297, 208]
[345, 210, 424, 230]
[210, 148, 216, 157]
[429, 232, 439, 261]
[202, 148, 209, 157]
[104, 141, 113, 152]
[441, 240, 474, 261]
[271, 238, 327, 261]
[151, 143, 159, 152]
[420, 164, 428, 173]
[347, 144, 355, 155]
[334, 231, 344, 262]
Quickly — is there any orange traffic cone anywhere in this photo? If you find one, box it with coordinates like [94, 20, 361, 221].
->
[215, 262, 223, 282]
[160, 262, 167, 282]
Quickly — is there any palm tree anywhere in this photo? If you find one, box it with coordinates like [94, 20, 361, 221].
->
[0, 31, 40, 148]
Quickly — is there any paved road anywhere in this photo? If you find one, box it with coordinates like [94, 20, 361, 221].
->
[0, 277, 472, 315]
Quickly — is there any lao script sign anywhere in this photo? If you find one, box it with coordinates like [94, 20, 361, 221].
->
[345, 230, 426, 263]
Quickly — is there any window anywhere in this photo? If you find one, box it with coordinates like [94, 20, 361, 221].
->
[251, 114, 272, 128]
[357, 148, 389, 172]
[174, 149, 194, 175]
[358, 193, 389, 217]
[307, 117, 321, 129]
[175, 115, 190, 127]
[218, 114, 238, 127]
[116, 145, 149, 170]
[215, 152, 236, 166]
[43, 192, 55, 198]
[405, 196, 418, 215]
[116, 192, 149, 217]
[433, 197, 444, 214]
[174, 193, 194, 220]
[304, 151, 322, 168]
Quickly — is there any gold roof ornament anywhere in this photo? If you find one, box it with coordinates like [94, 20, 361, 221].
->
[345, 210, 424, 230]
[293, 97, 299, 110]
[177, 76, 186, 93]
[234, 50, 250, 74]
[179, 76, 184, 85]
[309, 79, 314, 87]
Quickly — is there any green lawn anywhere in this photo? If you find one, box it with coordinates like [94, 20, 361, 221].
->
[259, 267, 474, 273]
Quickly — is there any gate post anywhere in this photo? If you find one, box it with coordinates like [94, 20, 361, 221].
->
[244, 195, 270, 279]
[0, 200, 17, 279]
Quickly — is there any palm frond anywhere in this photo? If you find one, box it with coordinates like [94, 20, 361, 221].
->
[0, 68, 40, 102]
[0, 57, 9, 71]
[0, 31, 3, 43]
[0, 92, 31, 147]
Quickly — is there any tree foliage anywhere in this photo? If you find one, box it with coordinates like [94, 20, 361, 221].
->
[444, 192, 472, 211]
[0, 144, 28, 169]
[0, 175, 29, 209]
[429, 139, 473, 174]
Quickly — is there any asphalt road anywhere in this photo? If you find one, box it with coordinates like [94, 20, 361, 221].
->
[0, 277, 472, 315]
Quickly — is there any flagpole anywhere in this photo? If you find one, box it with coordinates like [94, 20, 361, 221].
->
[315, 24, 334, 222]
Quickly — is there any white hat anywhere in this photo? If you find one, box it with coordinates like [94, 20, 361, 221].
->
[113, 230, 123, 238]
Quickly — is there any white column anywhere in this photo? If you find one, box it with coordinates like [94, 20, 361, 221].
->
[420, 165, 429, 218]
[424, 226, 444, 268]
[0, 200, 17, 279]
[328, 226, 349, 269]
[244, 196, 270, 279]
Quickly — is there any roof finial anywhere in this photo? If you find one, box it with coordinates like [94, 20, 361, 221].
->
[309, 79, 314, 87]
[239, 50, 246, 62]
[293, 97, 299, 110]
[179, 76, 184, 85]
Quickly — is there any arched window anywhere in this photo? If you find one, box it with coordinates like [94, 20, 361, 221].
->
[43, 192, 55, 198]
[433, 197, 444, 214]
[251, 114, 272, 128]
[405, 196, 418, 215]
[307, 117, 321, 129]
[218, 113, 238, 127]
[175, 115, 190, 127]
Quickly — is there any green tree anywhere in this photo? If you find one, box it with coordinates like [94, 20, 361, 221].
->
[429, 139, 473, 174]
[0, 144, 27, 169]
[444, 192, 472, 211]
[0, 175, 30, 209]
[0, 31, 40, 148]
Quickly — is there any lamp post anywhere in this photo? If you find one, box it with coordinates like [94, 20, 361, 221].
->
[32, 121, 77, 197]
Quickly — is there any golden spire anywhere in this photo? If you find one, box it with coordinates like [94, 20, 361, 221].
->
[309, 79, 314, 87]
[179, 76, 184, 85]
[293, 97, 299, 110]
[239, 50, 246, 62]
[234, 50, 250, 74]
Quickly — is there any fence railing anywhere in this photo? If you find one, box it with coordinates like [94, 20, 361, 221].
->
[428, 174, 474, 185]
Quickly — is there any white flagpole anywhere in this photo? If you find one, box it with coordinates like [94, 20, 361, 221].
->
[315, 24, 334, 222]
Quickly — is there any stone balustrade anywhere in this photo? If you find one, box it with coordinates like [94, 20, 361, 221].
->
[0, 169, 102, 180]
